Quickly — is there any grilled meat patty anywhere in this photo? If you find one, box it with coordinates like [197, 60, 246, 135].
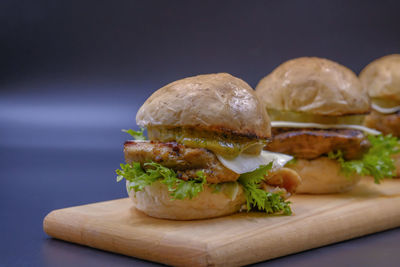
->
[124, 141, 240, 184]
[266, 128, 370, 160]
[364, 111, 400, 137]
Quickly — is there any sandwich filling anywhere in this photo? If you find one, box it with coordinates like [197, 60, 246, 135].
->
[267, 128, 370, 160]
[363, 98, 400, 137]
[116, 128, 300, 215]
[266, 112, 399, 183]
[146, 126, 266, 158]
[364, 110, 400, 137]
[124, 140, 240, 184]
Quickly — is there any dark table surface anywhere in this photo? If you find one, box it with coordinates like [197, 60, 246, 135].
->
[1, 82, 400, 267]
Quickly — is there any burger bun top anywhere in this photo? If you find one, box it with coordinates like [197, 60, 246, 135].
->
[256, 57, 370, 116]
[359, 54, 400, 102]
[137, 73, 271, 139]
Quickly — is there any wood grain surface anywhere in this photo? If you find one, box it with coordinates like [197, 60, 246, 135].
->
[43, 177, 400, 266]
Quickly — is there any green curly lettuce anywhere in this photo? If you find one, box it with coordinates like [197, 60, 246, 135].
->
[238, 163, 292, 215]
[285, 157, 297, 166]
[122, 128, 146, 140]
[116, 162, 158, 191]
[116, 162, 206, 200]
[328, 134, 400, 184]
[116, 161, 292, 215]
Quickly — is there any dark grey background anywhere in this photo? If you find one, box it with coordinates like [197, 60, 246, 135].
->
[1, 0, 399, 266]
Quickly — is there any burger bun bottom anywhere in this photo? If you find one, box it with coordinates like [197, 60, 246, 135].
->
[288, 157, 361, 194]
[127, 181, 246, 220]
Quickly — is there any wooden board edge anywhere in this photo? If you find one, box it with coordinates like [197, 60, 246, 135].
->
[43, 209, 211, 267]
[204, 198, 400, 266]
[42, 193, 400, 267]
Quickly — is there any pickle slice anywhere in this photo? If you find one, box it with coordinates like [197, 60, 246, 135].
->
[147, 126, 266, 158]
[267, 109, 366, 125]
[371, 98, 400, 109]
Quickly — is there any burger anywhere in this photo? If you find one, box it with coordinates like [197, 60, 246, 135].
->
[115, 73, 301, 220]
[255, 57, 397, 194]
[360, 54, 400, 177]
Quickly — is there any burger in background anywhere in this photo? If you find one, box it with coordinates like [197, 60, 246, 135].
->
[360, 54, 400, 177]
[115, 73, 301, 220]
[256, 57, 398, 194]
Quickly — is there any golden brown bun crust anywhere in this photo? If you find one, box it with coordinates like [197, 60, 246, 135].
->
[359, 54, 400, 102]
[256, 57, 369, 116]
[288, 157, 361, 194]
[137, 73, 271, 139]
[127, 181, 246, 220]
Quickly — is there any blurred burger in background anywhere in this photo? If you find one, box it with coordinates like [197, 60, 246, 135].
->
[256, 57, 398, 194]
[115, 73, 301, 220]
[360, 54, 400, 177]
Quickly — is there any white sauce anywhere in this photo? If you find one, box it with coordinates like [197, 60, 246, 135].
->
[271, 121, 381, 135]
[371, 103, 400, 114]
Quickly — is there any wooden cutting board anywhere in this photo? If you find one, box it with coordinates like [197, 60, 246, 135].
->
[43, 177, 400, 266]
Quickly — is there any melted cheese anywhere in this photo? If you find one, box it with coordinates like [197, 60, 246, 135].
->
[271, 121, 381, 135]
[216, 150, 293, 174]
[371, 103, 400, 114]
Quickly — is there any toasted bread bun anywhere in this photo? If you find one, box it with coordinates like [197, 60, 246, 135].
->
[359, 54, 400, 102]
[256, 57, 369, 116]
[127, 181, 246, 220]
[288, 157, 361, 194]
[136, 73, 271, 139]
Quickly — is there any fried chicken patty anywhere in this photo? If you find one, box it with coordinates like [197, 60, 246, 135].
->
[266, 128, 370, 160]
[364, 111, 400, 137]
[261, 167, 301, 197]
[124, 140, 240, 184]
[124, 140, 302, 193]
